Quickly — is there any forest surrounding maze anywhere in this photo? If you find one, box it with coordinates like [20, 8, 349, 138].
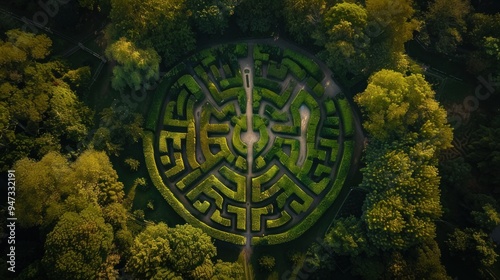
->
[143, 41, 358, 245]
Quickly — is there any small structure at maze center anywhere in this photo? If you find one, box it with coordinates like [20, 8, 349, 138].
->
[143, 41, 359, 245]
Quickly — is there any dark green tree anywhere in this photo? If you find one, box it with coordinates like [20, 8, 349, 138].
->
[186, 0, 237, 35]
[283, 0, 325, 43]
[234, 0, 283, 34]
[109, 0, 195, 64]
[423, 0, 471, 54]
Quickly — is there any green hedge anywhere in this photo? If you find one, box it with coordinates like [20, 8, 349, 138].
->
[222, 64, 233, 77]
[265, 105, 289, 122]
[253, 45, 270, 62]
[145, 131, 245, 247]
[210, 64, 221, 80]
[282, 58, 306, 80]
[337, 98, 354, 137]
[145, 63, 187, 131]
[266, 211, 292, 229]
[267, 61, 288, 80]
[202, 55, 216, 68]
[227, 205, 246, 230]
[220, 77, 243, 90]
[254, 77, 281, 93]
[324, 99, 337, 115]
[194, 65, 209, 85]
[283, 49, 324, 81]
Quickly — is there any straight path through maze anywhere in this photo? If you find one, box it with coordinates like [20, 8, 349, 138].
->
[145, 41, 360, 245]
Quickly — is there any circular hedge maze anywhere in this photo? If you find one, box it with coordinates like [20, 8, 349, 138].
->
[143, 42, 358, 245]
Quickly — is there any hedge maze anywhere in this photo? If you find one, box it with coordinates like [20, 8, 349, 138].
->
[144, 42, 358, 245]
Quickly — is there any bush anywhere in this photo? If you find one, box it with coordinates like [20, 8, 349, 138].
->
[267, 61, 288, 80]
[178, 75, 203, 100]
[283, 49, 324, 81]
[234, 43, 248, 58]
[265, 105, 288, 122]
[282, 58, 306, 80]
[259, 256, 276, 272]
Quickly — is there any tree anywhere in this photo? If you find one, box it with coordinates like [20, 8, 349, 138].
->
[365, 0, 420, 71]
[167, 224, 217, 273]
[423, 0, 471, 54]
[186, 0, 237, 35]
[127, 223, 221, 279]
[211, 260, 244, 280]
[283, 0, 325, 43]
[324, 216, 368, 257]
[91, 105, 144, 156]
[467, 115, 500, 188]
[355, 70, 453, 150]
[109, 0, 195, 64]
[234, 0, 283, 34]
[15, 150, 125, 228]
[0, 29, 92, 171]
[446, 228, 499, 274]
[42, 205, 114, 280]
[126, 223, 172, 279]
[360, 143, 443, 250]
[258, 256, 276, 272]
[105, 38, 160, 92]
[315, 2, 370, 79]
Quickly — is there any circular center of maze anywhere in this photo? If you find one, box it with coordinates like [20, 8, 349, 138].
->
[148, 42, 357, 245]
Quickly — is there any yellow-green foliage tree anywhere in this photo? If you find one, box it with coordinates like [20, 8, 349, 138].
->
[0, 29, 92, 171]
[42, 205, 114, 280]
[105, 38, 160, 92]
[126, 223, 243, 279]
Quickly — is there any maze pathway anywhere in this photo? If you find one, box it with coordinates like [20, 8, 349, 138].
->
[144, 42, 358, 245]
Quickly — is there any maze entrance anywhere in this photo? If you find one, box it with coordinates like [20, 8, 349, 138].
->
[144, 41, 358, 245]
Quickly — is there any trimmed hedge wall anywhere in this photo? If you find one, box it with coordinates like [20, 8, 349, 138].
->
[253, 44, 270, 62]
[337, 97, 354, 137]
[234, 43, 248, 58]
[267, 61, 288, 80]
[282, 58, 306, 80]
[283, 49, 324, 81]
[144, 131, 246, 245]
[254, 77, 281, 93]
[145, 63, 187, 131]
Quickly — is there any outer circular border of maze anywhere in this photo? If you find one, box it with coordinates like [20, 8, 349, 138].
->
[143, 41, 359, 246]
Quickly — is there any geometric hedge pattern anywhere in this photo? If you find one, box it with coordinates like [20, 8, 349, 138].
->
[144, 42, 356, 245]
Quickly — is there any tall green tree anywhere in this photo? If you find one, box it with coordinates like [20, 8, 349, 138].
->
[105, 38, 160, 92]
[355, 70, 453, 149]
[315, 2, 369, 79]
[365, 0, 420, 71]
[126, 223, 242, 279]
[423, 0, 471, 54]
[42, 205, 114, 280]
[15, 150, 125, 229]
[186, 0, 237, 35]
[283, 0, 325, 43]
[109, 0, 195, 64]
[234, 0, 283, 34]
[0, 29, 92, 171]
